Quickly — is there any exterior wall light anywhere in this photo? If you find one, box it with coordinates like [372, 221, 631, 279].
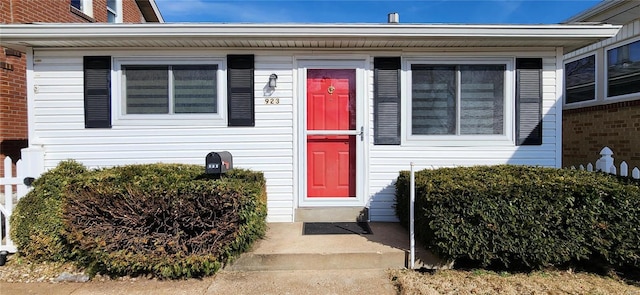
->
[269, 73, 278, 88]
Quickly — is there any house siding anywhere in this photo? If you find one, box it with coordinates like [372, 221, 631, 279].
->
[31, 50, 296, 222]
[31, 48, 561, 222]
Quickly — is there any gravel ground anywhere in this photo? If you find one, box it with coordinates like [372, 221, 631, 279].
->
[390, 269, 640, 295]
[0, 255, 140, 283]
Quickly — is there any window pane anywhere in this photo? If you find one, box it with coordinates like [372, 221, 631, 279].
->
[107, 0, 116, 10]
[108, 11, 116, 23]
[124, 66, 169, 114]
[411, 65, 456, 135]
[608, 40, 640, 97]
[565, 55, 595, 103]
[173, 65, 218, 113]
[460, 65, 505, 135]
[71, 0, 82, 10]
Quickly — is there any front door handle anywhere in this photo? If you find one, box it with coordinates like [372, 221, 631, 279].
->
[359, 126, 364, 141]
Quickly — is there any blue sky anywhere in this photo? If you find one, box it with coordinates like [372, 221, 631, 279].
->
[154, 0, 602, 24]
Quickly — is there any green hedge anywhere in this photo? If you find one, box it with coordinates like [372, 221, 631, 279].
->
[11, 161, 267, 279]
[10, 161, 88, 262]
[395, 165, 640, 271]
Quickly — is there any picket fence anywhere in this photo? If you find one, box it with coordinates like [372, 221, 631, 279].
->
[568, 147, 640, 179]
[0, 148, 44, 254]
[0, 157, 28, 253]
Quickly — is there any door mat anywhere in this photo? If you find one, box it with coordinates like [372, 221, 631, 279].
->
[302, 222, 372, 235]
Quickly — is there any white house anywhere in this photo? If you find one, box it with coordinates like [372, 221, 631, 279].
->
[0, 21, 619, 222]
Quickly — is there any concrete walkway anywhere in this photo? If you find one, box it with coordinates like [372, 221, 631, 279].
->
[0, 269, 396, 294]
[0, 222, 445, 294]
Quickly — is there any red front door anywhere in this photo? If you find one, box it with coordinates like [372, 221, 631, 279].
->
[306, 69, 356, 198]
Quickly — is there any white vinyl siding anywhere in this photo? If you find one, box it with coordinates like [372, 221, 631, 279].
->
[30, 48, 560, 223]
[31, 50, 295, 223]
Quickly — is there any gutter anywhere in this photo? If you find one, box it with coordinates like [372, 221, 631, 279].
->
[0, 23, 621, 39]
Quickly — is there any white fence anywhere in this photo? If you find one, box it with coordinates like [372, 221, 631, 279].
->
[568, 147, 640, 179]
[0, 148, 44, 253]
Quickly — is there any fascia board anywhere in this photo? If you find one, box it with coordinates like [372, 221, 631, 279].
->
[147, 0, 164, 23]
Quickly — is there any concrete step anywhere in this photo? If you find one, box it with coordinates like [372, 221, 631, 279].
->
[227, 222, 451, 271]
[294, 207, 368, 222]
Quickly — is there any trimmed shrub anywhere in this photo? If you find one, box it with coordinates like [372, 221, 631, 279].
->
[395, 165, 640, 271]
[62, 164, 267, 279]
[10, 160, 88, 262]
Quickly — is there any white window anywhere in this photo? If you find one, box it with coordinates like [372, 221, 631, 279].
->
[407, 59, 512, 141]
[607, 38, 640, 98]
[107, 0, 120, 23]
[565, 54, 596, 104]
[70, 0, 93, 17]
[115, 58, 225, 122]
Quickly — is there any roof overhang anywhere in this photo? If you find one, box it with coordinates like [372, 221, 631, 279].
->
[135, 0, 164, 23]
[564, 0, 640, 25]
[0, 23, 620, 52]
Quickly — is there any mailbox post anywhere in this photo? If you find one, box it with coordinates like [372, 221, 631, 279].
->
[205, 151, 233, 175]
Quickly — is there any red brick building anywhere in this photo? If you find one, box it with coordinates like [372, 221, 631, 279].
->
[0, 0, 163, 176]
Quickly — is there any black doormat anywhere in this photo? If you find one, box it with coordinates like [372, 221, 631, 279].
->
[303, 222, 372, 235]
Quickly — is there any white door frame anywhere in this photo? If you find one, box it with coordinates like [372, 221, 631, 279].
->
[295, 57, 369, 207]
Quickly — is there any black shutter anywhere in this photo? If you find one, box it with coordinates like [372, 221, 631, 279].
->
[374, 57, 401, 145]
[516, 58, 542, 145]
[227, 55, 255, 127]
[83, 56, 111, 128]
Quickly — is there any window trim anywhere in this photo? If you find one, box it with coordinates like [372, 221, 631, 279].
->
[113, 57, 226, 126]
[563, 53, 597, 106]
[605, 35, 640, 101]
[403, 57, 514, 146]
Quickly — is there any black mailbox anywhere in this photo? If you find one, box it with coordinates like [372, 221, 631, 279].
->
[205, 151, 233, 174]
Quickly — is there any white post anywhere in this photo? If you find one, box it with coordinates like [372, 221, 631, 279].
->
[2, 157, 15, 251]
[409, 162, 415, 269]
[597, 147, 614, 173]
[21, 146, 45, 179]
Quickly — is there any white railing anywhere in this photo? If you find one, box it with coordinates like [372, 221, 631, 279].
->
[568, 147, 640, 179]
[0, 147, 44, 253]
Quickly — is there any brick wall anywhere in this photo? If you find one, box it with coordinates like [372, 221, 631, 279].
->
[0, 0, 149, 178]
[0, 47, 28, 175]
[123, 0, 144, 23]
[563, 100, 640, 169]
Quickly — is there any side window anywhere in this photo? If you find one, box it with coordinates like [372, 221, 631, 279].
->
[565, 55, 596, 104]
[607, 39, 640, 98]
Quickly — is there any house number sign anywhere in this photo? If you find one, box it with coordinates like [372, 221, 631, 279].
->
[265, 98, 280, 104]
